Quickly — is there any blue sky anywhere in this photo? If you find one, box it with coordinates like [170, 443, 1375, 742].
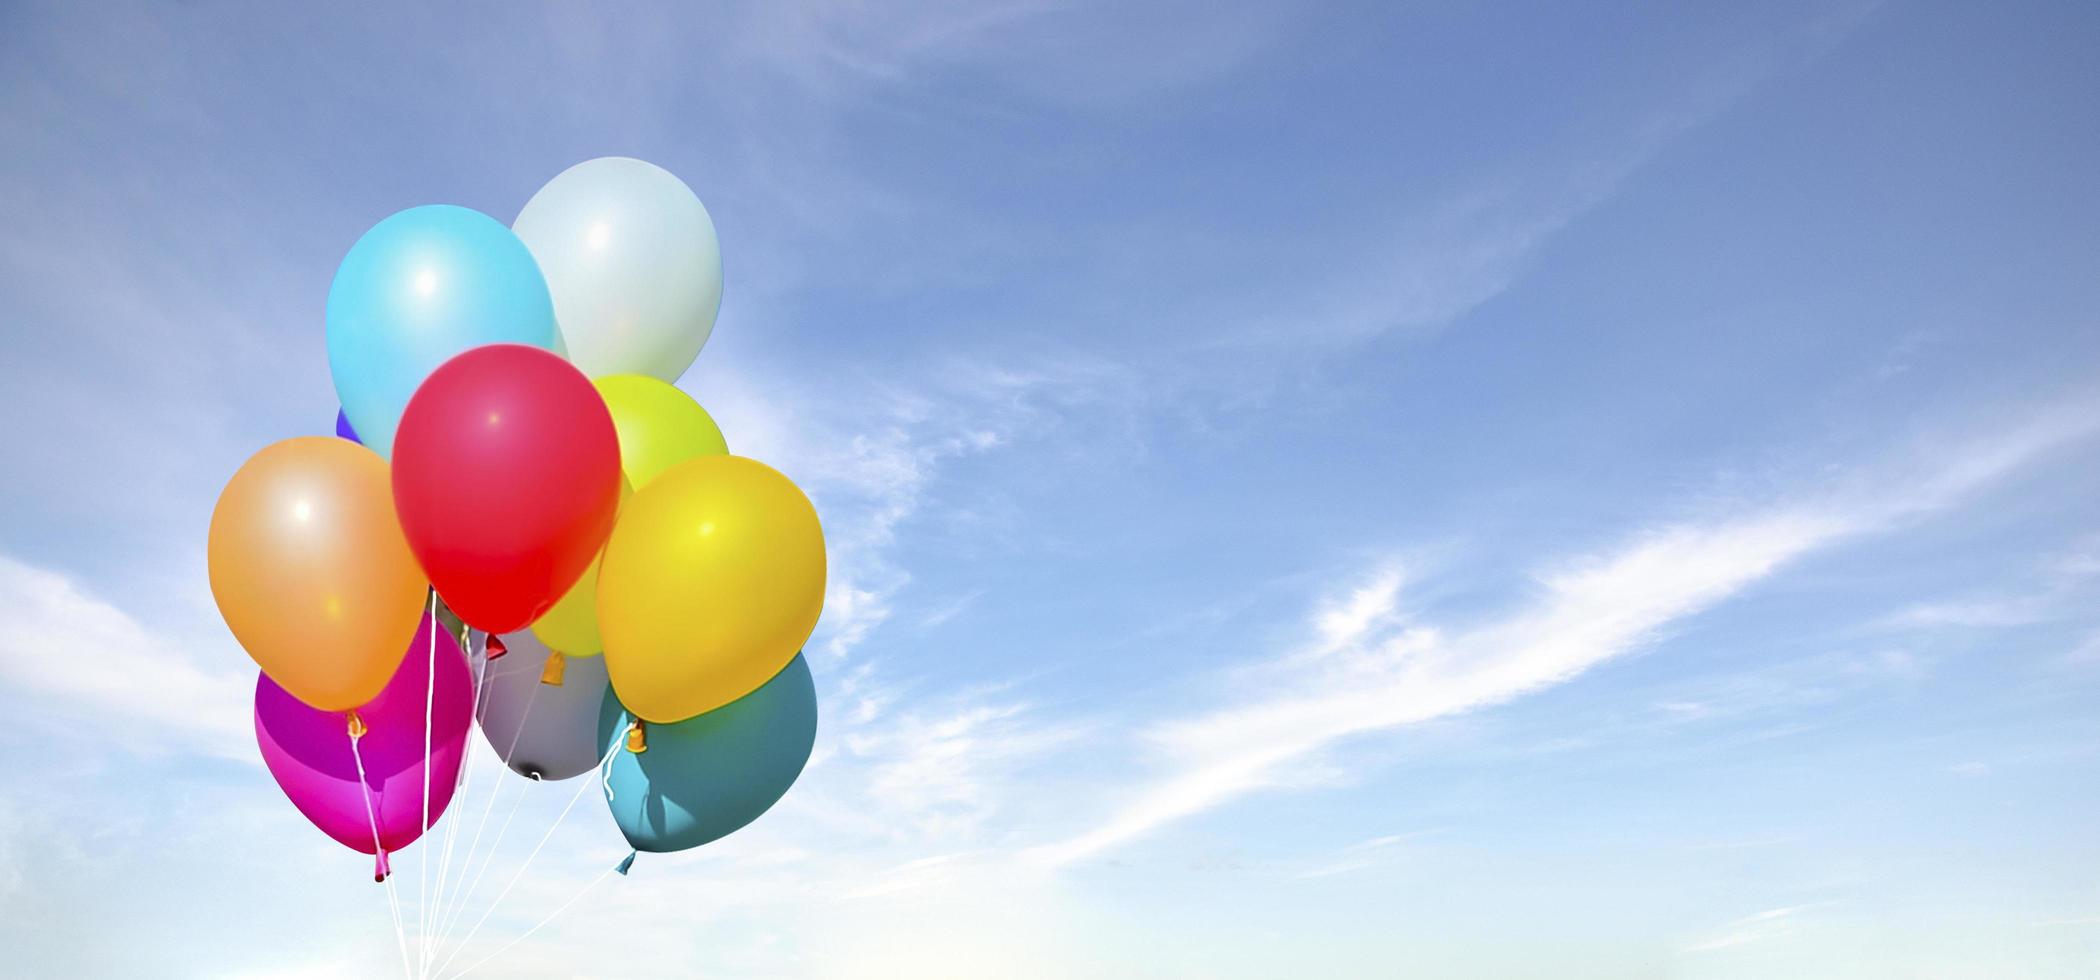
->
[4, 1, 2100, 976]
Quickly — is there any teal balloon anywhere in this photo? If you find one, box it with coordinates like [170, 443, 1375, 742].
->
[326, 205, 560, 458]
[599, 654, 816, 854]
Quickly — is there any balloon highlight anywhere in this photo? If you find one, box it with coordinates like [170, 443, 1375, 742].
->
[599, 455, 826, 722]
[514, 157, 723, 382]
[212, 158, 823, 907]
[209, 437, 426, 711]
[391, 344, 623, 634]
[327, 204, 560, 457]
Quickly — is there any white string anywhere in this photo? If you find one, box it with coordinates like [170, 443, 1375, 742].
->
[425, 629, 490, 968]
[503, 667, 543, 760]
[440, 865, 616, 980]
[351, 732, 414, 980]
[426, 637, 491, 965]
[437, 769, 529, 949]
[600, 727, 622, 803]
[430, 667, 542, 950]
[418, 591, 438, 976]
[384, 865, 412, 980]
[430, 740, 622, 979]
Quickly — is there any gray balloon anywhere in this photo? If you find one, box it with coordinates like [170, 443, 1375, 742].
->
[476, 631, 610, 781]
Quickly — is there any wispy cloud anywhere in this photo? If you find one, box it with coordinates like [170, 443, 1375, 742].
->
[1029, 510, 1847, 866]
[839, 696, 1083, 841]
[1030, 400, 2100, 866]
[0, 555, 252, 762]
[1884, 594, 2061, 629]
[731, 0, 1279, 109]
[1878, 537, 2100, 630]
[699, 353, 1141, 661]
[1218, 6, 1882, 353]
[1682, 904, 1811, 953]
[1291, 831, 1429, 880]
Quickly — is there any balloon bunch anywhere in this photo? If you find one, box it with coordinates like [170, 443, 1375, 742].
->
[209, 159, 826, 893]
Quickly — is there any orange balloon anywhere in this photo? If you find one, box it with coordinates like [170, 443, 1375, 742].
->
[208, 437, 428, 711]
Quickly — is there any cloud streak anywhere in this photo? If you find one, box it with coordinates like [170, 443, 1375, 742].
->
[0, 555, 252, 762]
[1682, 905, 1811, 953]
[1030, 398, 2100, 865]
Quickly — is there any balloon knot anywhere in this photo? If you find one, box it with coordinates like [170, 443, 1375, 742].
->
[625, 720, 648, 754]
[616, 851, 637, 876]
[346, 711, 367, 740]
[484, 634, 509, 661]
[540, 649, 567, 686]
[374, 849, 390, 882]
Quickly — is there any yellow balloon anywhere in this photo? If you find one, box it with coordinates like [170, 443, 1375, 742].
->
[598, 455, 825, 722]
[530, 477, 630, 656]
[207, 437, 427, 710]
[595, 374, 728, 487]
[531, 377, 724, 655]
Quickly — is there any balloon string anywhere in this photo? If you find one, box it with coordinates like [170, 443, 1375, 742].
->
[505, 663, 544, 761]
[433, 663, 543, 949]
[431, 740, 622, 979]
[426, 630, 491, 965]
[383, 863, 413, 980]
[432, 635, 517, 958]
[434, 767, 528, 955]
[439, 864, 617, 980]
[351, 731, 414, 980]
[432, 637, 489, 914]
[418, 589, 438, 975]
[601, 726, 623, 803]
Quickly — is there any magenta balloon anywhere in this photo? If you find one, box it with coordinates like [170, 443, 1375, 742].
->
[254, 610, 473, 879]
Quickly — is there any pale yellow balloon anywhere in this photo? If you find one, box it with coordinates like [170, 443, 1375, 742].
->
[532, 375, 722, 656]
[207, 437, 427, 710]
[598, 455, 825, 722]
[530, 477, 630, 656]
[595, 374, 728, 487]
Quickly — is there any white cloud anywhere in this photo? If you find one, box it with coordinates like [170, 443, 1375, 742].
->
[1031, 402, 2100, 866]
[695, 353, 1140, 662]
[1292, 831, 1428, 880]
[1682, 905, 1810, 953]
[1313, 567, 1404, 652]
[1029, 510, 1847, 867]
[0, 556, 252, 762]
[1878, 535, 2100, 631]
[1220, 7, 1882, 353]
[916, 590, 985, 630]
[1885, 594, 2059, 629]
[846, 702, 1060, 839]
[732, 0, 1280, 110]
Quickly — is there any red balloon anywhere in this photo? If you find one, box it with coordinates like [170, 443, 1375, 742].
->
[392, 344, 621, 634]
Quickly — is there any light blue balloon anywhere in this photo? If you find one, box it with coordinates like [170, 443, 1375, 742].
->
[325, 205, 560, 458]
[599, 654, 816, 860]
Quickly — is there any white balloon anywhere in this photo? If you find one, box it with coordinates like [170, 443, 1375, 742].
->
[513, 157, 723, 382]
[476, 632, 610, 781]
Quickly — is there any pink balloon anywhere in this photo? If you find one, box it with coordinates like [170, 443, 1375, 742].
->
[254, 610, 473, 879]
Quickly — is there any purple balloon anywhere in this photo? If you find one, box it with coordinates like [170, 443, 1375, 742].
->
[335, 408, 361, 443]
[254, 611, 471, 880]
